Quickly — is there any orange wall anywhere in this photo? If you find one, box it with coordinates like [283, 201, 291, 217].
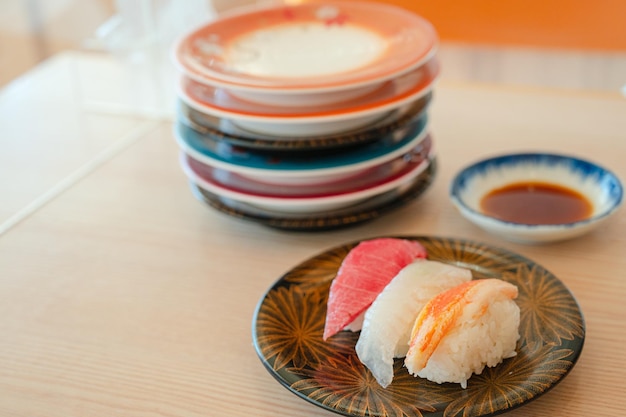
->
[372, 0, 626, 50]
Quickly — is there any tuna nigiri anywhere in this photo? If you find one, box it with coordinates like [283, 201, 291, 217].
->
[405, 278, 520, 388]
[323, 238, 427, 340]
[355, 260, 472, 388]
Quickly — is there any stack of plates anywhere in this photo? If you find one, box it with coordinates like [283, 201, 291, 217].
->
[172, 1, 440, 230]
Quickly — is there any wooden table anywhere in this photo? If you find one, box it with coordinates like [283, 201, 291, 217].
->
[1, 51, 625, 416]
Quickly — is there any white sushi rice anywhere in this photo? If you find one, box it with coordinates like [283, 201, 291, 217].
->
[355, 261, 472, 388]
[413, 298, 520, 389]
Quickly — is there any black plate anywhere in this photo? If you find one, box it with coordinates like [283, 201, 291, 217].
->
[252, 236, 585, 417]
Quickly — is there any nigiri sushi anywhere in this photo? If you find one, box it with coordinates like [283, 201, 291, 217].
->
[405, 278, 520, 388]
[323, 238, 427, 340]
[355, 260, 472, 388]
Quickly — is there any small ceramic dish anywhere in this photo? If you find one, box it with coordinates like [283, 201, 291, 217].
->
[450, 153, 623, 244]
[173, 1, 438, 106]
[176, 92, 432, 153]
[182, 151, 431, 214]
[178, 58, 439, 137]
[174, 115, 430, 186]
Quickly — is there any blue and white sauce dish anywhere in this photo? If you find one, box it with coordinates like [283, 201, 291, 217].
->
[450, 153, 623, 244]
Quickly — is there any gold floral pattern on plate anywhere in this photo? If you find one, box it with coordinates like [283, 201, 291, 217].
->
[252, 236, 585, 417]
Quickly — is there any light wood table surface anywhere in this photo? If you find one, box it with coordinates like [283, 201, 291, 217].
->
[1, 51, 625, 417]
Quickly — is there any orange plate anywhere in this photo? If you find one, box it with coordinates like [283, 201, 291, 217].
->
[178, 58, 440, 122]
[174, 0, 438, 91]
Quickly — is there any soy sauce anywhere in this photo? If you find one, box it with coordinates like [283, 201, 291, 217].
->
[480, 182, 593, 225]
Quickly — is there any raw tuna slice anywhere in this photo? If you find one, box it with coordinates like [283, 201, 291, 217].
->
[323, 238, 427, 340]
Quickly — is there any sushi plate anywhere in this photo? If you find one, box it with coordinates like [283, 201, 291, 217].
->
[189, 158, 437, 231]
[183, 150, 431, 214]
[178, 58, 439, 137]
[180, 136, 431, 200]
[174, 1, 438, 92]
[174, 115, 429, 185]
[252, 236, 585, 417]
[176, 93, 432, 153]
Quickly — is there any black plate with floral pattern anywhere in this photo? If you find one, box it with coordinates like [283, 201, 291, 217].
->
[252, 236, 585, 417]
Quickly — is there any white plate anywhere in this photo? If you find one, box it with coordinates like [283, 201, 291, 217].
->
[178, 58, 439, 137]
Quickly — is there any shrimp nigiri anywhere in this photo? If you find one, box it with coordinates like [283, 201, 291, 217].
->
[405, 278, 520, 388]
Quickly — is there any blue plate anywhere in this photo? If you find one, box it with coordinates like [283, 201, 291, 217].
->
[174, 114, 428, 173]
